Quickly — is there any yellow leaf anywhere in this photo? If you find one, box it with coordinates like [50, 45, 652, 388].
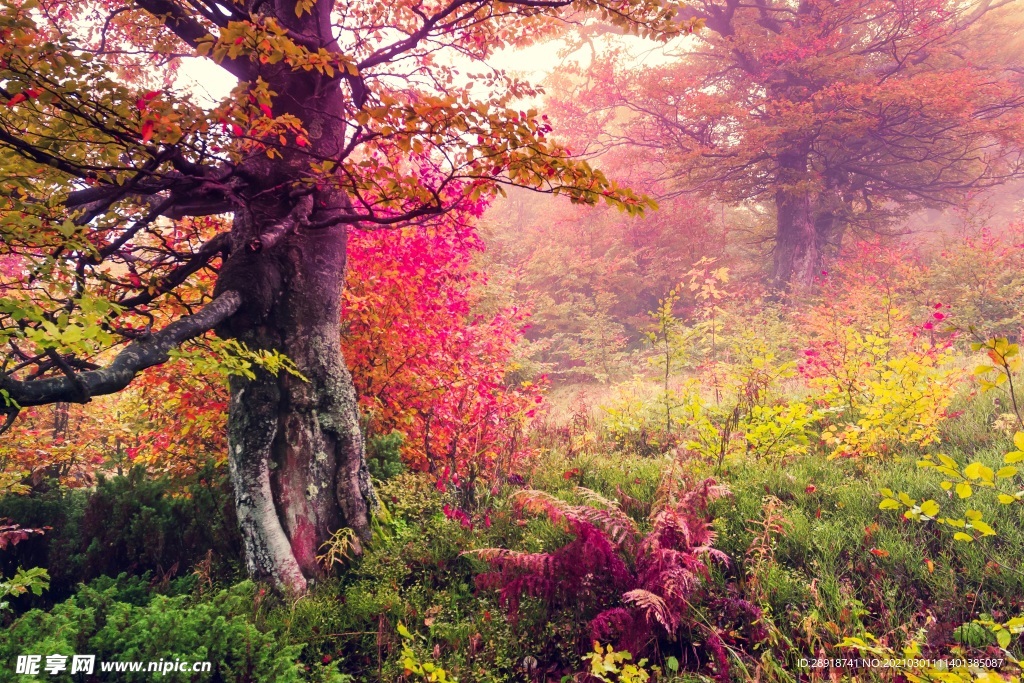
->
[953, 532, 974, 543]
[963, 462, 993, 482]
[955, 482, 972, 499]
[971, 520, 996, 536]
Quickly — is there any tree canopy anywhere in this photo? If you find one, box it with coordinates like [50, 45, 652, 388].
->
[0, 0, 680, 592]
[551, 0, 1024, 289]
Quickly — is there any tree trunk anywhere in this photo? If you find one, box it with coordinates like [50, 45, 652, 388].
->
[771, 189, 821, 291]
[210, 0, 379, 594]
[222, 220, 376, 594]
[214, 151, 377, 593]
[770, 149, 827, 293]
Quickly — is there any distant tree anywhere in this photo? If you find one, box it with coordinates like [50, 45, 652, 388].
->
[556, 0, 1024, 292]
[0, 0, 675, 591]
[482, 186, 725, 383]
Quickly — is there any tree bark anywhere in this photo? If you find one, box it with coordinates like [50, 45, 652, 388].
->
[222, 217, 375, 594]
[214, 0, 378, 591]
[770, 150, 830, 294]
[771, 188, 821, 291]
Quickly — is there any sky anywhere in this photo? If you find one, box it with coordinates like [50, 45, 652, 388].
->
[175, 39, 570, 106]
[174, 31, 677, 107]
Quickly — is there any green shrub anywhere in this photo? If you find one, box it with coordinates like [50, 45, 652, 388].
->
[0, 580, 303, 682]
[0, 465, 242, 608]
[366, 430, 406, 482]
[262, 473, 524, 683]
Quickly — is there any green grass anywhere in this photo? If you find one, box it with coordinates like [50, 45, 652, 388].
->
[4, 406, 1024, 682]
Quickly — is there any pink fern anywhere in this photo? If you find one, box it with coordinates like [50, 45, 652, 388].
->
[471, 478, 762, 679]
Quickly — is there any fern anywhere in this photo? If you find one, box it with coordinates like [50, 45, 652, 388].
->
[471, 478, 764, 680]
[622, 589, 675, 633]
[511, 489, 641, 552]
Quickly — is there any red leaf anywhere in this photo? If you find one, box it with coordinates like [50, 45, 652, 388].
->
[140, 120, 155, 143]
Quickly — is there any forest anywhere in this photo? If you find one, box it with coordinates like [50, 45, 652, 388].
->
[1, 0, 1024, 680]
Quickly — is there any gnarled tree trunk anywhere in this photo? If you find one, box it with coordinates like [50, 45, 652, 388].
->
[221, 217, 375, 594]
[212, 0, 376, 594]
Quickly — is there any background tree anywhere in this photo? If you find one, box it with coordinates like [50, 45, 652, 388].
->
[0, 0, 679, 592]
[481, 181, 727, 383]
[554, 0, 1024, 291]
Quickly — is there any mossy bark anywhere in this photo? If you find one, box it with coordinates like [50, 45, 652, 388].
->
[212, 0, 377, 594]
[223, 223, 375, 594]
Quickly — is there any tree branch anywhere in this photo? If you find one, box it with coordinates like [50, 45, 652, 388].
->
[117, 232, 231, 308]
[0, 291, 242, 408]
[132, 0, 254, 81]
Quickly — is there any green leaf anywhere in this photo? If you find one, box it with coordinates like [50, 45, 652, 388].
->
[997, 629, 1012, 649]
[397, 622, 413, 639]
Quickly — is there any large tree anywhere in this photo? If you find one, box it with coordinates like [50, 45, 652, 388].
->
[0, 0, 674, 592]
[554, 0, 1024, 291]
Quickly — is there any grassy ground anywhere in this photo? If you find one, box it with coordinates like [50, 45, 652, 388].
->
[2, 395, 1023, 682]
